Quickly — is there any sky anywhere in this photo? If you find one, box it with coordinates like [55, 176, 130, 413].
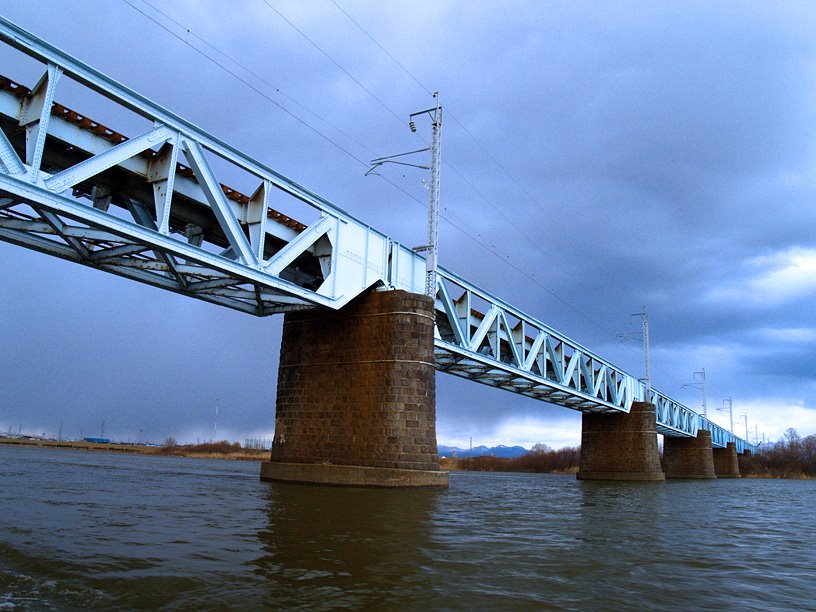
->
[1, 0, 815, 449]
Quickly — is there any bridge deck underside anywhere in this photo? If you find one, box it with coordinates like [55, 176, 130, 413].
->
[435, 343, 618, 412]
[434, 337, 740, 448]
[0, 182, 319, 316]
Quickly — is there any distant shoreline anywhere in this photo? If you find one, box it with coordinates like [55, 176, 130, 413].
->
[440, 456, 579, 474]
[4, 438, 813, 479]
[0, 437, 268, 461]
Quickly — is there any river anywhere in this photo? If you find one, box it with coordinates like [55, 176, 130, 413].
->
[1, 445, 814, 609]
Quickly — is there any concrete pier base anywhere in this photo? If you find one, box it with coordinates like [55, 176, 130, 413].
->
[577, 401, 665, 481]
[260, 462, 448, 488]
[713, 442, 741, 478]
[663, 429, 716, 479]
[261, 289, 448, 488]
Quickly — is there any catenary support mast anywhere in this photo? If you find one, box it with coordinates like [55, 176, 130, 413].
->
[424, 94, 442, 297]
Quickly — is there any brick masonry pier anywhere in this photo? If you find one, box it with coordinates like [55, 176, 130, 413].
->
[712, 441, 741, 478]
[260, 289, 448, 488]
[577, 401, 665, 481]
[663, 429, 716, 479]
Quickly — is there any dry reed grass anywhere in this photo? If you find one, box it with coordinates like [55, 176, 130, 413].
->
[441, 447, 581, 474]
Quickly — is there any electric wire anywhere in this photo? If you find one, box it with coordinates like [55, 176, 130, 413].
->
[117, 2, 447, 274]
[273, 0, 545, 255]
[137, 0, 380, 159]
[57, 0, 695, 416]
[328, 0, 546, 249]
[121, 0, 440, 215]
[312, 0, 688, 387]
[261, 0, 407, 127]
[261, 0, 624, 339]
[127, 0, 632, 343]
[327, 1, 641, 293]
[324, 0, 695, 389]
[119, 2, 540, 291]
[328, 0, 433, 96]
[121, 0, 371, 167]
[124, 0, 647, 356]
[122, 0, 451, 235]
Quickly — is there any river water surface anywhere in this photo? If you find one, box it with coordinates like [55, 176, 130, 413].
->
[1, 445, 814, 609]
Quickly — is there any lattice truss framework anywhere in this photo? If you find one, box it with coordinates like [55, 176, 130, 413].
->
[0, 18, 425, 317]
[433, 271, 749, 450]
[0, 17, 753, 452]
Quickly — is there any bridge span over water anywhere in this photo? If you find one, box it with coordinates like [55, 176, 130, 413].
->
[0, 17, 753, 487]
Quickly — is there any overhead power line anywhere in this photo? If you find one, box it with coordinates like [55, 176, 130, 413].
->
[261, 0, 406, 126]
[322, 0, 643, 344]
[328, 0, 433, 96]
[121, 0, 371, 166]
[309, 1, 692, 387]
[262, 1, 623, 333]
[122, 0, 635, 353]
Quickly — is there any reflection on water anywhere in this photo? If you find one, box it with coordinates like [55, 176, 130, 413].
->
[1, 446, 815, 609]
[254, 483, 441, 608]
[571, 480, 816, 610]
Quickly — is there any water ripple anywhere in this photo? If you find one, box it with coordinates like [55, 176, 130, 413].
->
[1, 446, 815, 609]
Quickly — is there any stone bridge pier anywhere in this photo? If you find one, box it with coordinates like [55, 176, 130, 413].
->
[577, 401, 665, 481]
[260, 289, 448, 488]
[663, 430, 716, 479]
[713, 442, 741, 478]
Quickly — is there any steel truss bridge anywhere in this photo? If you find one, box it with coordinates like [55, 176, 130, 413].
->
[0, 17, 753, 454]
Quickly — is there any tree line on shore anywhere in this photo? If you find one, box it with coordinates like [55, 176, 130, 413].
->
[445, 429, 816, 478]
[441, 443, 581, 473]
[160, 438, 265, 459]
[739, 429, 816, 478]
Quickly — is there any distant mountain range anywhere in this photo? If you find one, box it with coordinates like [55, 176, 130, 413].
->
[438, 444, 528, 459]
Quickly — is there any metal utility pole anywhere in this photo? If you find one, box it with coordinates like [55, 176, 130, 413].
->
[741, 413, 749, 442]
[366, 93, 442, 298]
[629, 307, 651, 402]
[409, 94, 442, 298]
[682, 368, 708, 425]
[424, 95, 441, 298]
[722, 397, 734, 433]
[214, 397, 220, 442]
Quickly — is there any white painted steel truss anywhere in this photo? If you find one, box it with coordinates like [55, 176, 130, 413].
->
[433, 270, 752, 451]
[0, 17, 753, 453]
[0, 17, 424, 316]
